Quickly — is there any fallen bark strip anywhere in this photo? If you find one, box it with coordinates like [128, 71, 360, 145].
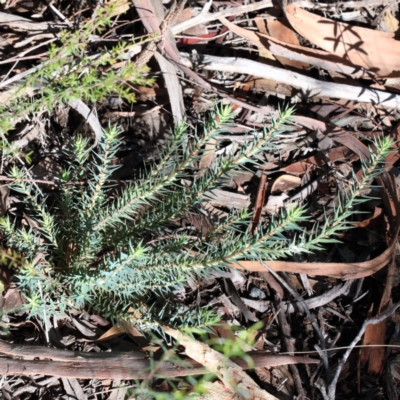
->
[186, 54, 400, 111]
[173, 0, 382, 40]
[219, 16, 371, 79]
[0, 339, 318, 380]
[133, 0, 186, 125]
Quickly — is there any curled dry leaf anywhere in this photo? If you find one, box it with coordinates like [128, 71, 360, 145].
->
[271, 174, 302, 194]
[353, 207, 384, 229]
[266, 17, 309, 71]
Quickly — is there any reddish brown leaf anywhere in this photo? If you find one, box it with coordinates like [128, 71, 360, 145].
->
[354, 207, 384, 229]
[266, 18, 309, 71]
[360, 255, 396, 375]
[271, 174, 301, 194]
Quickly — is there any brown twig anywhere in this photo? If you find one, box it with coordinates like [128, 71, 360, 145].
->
[315, 301, 400, 400]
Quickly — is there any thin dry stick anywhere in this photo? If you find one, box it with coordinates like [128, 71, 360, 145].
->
[316, 301, 400, 400]
[262, 262, 331, 383]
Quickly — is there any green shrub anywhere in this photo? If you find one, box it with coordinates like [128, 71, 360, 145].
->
[0, 1, 152, 135]
[0, 103, 394, 328]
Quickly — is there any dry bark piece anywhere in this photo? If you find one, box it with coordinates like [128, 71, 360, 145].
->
[266, 18, 309, 71]
[171, 0, 273, 35]
[208, 188, 250, 209]
[263, 193, 289, 214]
[285, 4, 400, 78]
[133, 0, 185, 125]
[254, 17, 276, 61]
[360, 256, 395, 375]
[0, 338, 318, 380]
[191, 54, 400, 110]
[0, 11, 64, 31]
[271, 174, 301, 194]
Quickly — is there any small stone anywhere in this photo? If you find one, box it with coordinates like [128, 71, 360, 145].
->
[249, 287, 266, 299]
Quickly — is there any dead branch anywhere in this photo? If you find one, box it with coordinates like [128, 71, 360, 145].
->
[0, 339, 318, 380]
[185, 54, 400, 110]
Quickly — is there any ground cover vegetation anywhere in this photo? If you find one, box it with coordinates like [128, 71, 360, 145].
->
[0, 0, 400, 399]
[0, 105, 394, 326]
